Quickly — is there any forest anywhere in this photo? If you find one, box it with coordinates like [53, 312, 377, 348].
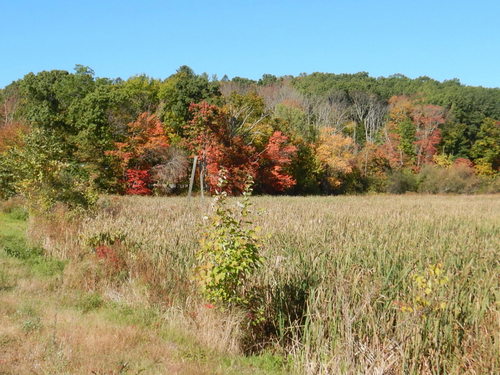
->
[0, 65, 499, 209]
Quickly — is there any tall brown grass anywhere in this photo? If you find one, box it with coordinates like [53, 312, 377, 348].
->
[30, 194, 500, 374]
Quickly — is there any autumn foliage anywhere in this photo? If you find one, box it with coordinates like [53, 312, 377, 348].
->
[2, 66, 497, 204]
[316, 127, 356, 189]
[413, 104, 445, 167]
[125, 169, 151, 195]
[0, 122, 28, 153]
[107, 112, 170, 195]
[185, 102, 297, 194]
[257, 131, 297, 193]
[381, 96, 445, 170]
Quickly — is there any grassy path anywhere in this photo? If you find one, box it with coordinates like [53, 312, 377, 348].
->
[0, 212, 284, 375]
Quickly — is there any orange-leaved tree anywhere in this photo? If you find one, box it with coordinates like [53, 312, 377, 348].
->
[107, 112, 170, 195]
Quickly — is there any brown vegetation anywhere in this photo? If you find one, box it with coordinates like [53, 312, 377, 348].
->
[23, 194, 500, 374]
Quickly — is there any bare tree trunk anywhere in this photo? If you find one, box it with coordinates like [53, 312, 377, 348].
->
[199, 162, 205, 198]
[188, 155, 198, 197]
[364, 149, 369, 176]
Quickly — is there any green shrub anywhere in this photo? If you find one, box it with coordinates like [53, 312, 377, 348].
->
[0, 151, 19, 200]
[387, 168, 418, 194]
[13, 128, 98, 213]
[194, 172, 263, 308]
[477, 174, 500, 193]
[366, 174, 389, 193]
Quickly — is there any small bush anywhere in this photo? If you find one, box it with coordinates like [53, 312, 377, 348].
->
[477, 174, 500, 193]
[84, 230, 129, 282]
[194, 172, 263, 308]
[386, 168, 418, 194]
[366, 174, 389, 193]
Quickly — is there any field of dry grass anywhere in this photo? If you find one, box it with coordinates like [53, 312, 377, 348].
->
[7, 194, 500, 374]
[0, 211, 284, 375]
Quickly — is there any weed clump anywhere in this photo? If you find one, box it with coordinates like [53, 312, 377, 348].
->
[76, 292, 104, 313]
[1, 233, 42, 259]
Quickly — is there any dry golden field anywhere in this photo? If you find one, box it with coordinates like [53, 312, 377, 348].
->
[9, 194, 500, 374]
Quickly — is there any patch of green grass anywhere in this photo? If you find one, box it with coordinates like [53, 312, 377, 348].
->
[0, 212, 27, 240]
[174, 338, 288, 375]
[176, 346, 289, 375]
[21, 316, 43, 333]
[103, 302, 160, 328]
[6, 206, 29, 221]
[1, 235, 65, 276]
[76, 292, 104, 313]
[2, 236, 43, 259]
[219, 351, 288, 375]
[0, 211, 29, 260]
[0, 213, 65, 277]
[233, 351, 287, 373]
[26, 256, 65, 277]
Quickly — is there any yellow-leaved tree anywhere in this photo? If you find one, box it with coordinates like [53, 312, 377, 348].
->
[316, 127, 355, 191]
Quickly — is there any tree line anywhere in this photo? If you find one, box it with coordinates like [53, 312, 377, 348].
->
[0, 65, 498, 209]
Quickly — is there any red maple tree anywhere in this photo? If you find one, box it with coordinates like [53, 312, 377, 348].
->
[185, 102, 297, 194]
[107, 112, 170, 195]
[257, 131, 297, 193]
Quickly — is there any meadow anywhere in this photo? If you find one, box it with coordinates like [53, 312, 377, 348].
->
[2, 194, 499, 374]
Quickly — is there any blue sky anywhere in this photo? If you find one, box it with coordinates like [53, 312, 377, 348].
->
[1, 0, 499, 88]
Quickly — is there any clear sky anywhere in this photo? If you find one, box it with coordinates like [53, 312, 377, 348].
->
[1, 0, 499, 88]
